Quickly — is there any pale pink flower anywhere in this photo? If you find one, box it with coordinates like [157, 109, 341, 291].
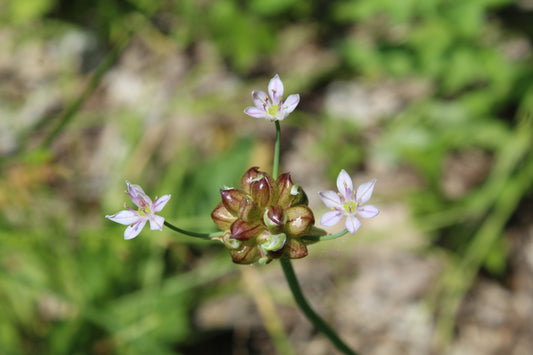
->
[319, 170, 379, 234]
[106, 181, 171, 240]
[244, 74, 300, 121]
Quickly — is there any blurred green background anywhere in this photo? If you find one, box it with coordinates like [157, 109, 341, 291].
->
[1, 0, 533, 354]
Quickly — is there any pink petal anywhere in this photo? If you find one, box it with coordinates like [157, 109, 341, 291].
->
[126, 181, 143, 199]
[124, 219, 147, 240]
[105, 210, 139, 225]
[282, 94, 300, 114]
[319, 190, 342, 209]
[345, 215, 362, 234]
[357, 204, 379, 219]
[244, 106, 267, 119]
[268, 74, 284, 104]
[252, 90, 268, 107]
[356, 178, 376, 205]
[336, 169, 353, 201]
[126, 181, 152, 208]
[320, 210, 343, 227]
[148, 215, 165, 231]
[153, 194, 171, 212]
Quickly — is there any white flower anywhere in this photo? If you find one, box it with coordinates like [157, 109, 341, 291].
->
[106, 181, 171, 240]
[244, 74, 300, 121]
[319, 170, 379, 234]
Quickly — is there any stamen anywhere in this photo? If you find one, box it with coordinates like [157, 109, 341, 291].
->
[343, 201, 357, 214]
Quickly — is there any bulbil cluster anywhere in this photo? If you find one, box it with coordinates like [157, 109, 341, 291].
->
[211, 167, 320, 264]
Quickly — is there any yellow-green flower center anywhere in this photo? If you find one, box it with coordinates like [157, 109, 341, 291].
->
[267, 104, 280, 117]
[138, 206, 151, 217]
[343, 200, 357, 214]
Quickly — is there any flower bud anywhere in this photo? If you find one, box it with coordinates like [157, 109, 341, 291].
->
[285, 238, 308, 259]
[230, 219, 264, 241]
[230, 243, 259, 264]
[250, 174, 275, 207]
[263, 206, 285, 234]
[256, 232, 285, 265]
[258, 257, 270, 265]
[220, 188, 247, 215]
[276, 173, 294, 207]
[290, 185, 309, 206]
[276, 173, 308, 207]
[238, 198, 261, 222]
[256, 230, 270, 245]
[220, 231, 241, 249]
[211, 202, 237, 230]
[285, 205, 314, 237]
[240, 167, 261, 193]
[261, 233, 287, 252]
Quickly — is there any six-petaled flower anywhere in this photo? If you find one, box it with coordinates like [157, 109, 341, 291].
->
[319, 170, 379, 234]
[105, 181, 171, 240]
[244, 74, 300, 121]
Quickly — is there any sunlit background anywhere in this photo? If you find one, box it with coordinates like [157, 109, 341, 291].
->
[1, 0, 533, 354]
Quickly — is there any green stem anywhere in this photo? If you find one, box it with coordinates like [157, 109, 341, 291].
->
[273, 121, 281, 178]
[280, 258, 358, 355]
[163, 221, 221, 239]
[303, 229, 349, 243]
[318, 229, 349, 241]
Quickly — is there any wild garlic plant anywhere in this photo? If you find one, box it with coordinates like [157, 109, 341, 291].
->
[106, 74, 379, 355]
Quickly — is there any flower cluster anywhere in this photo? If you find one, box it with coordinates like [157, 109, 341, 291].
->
[211, 167, 319, 264]
[104, 73, 378, 355]
[105, 75, 380, 265]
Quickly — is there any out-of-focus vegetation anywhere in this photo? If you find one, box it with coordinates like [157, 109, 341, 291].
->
[1, 0, 532, 353]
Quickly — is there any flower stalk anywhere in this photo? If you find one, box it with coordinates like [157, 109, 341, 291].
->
[273, 120, 281, 178]
[163, 221, 221, 239]
[302, 228, 349, 243]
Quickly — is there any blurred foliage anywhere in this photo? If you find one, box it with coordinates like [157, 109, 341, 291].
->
[1, 0, 533, 353]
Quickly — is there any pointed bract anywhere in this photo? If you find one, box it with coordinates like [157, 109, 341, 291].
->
[211, 202, 237, 230]
[285, 205, 314, 237]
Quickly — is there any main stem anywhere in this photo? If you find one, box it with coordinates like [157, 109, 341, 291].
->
[280, 258, 358, 355]
[272, 121, 357, 355]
